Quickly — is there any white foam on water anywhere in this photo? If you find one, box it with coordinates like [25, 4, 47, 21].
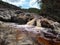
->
[8, 23, 49, 34]
[1, 22, 60, 42]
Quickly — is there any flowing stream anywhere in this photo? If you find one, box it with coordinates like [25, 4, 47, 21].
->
[0, 21, 60, 43]
[2, 22, 59, 42]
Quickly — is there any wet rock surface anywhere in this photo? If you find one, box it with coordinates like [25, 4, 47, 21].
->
[0, 9, 35, 24]
[0, 1, 60, 45]
[0, 1, 35, 24]
[0, 21, 60, 45]
[0, 22, 39, 45]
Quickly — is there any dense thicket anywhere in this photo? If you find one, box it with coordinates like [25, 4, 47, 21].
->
[38, 0, 60, 22]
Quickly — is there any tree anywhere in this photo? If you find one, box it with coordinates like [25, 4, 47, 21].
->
[28, 8, 40, 14]
[37, 0, 60, 22]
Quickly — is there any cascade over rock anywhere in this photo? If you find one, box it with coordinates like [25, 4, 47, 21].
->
[0, 0, 60, 45]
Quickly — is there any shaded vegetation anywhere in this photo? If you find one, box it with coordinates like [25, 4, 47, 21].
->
[21, 8, 40, 14]
[37, 0, 60, 22]
[28, 8, 40, 14]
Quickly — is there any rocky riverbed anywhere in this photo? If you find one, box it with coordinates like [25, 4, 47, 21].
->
[0, 1, 60, 45]
[0, 20, 60, 45]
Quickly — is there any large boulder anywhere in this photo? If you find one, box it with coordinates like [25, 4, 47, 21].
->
[0, 8, 35, 24]
[0, 1, 37, 24]
[0, 1, 30, 24]
[40, 19, 54, 29]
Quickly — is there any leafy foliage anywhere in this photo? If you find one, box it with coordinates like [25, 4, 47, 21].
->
[37, 0, 60, 22]
[28, 8, 40, 14]
[21, 8, 40, 14]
